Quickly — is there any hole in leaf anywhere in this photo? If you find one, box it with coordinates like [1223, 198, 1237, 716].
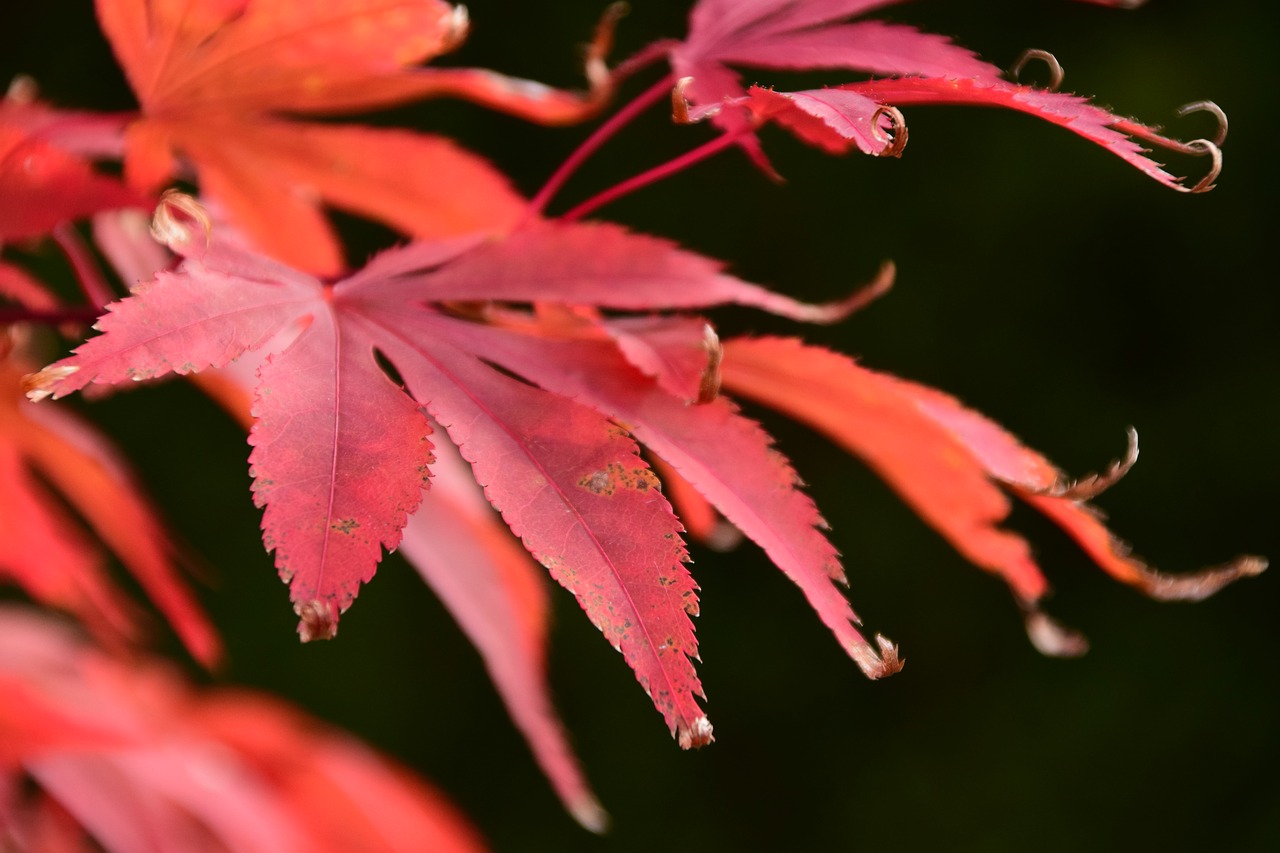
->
[372, 347, 406, 388]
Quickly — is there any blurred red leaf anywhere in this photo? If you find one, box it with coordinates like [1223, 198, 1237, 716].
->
[0, 608, 486, 853]
[0, 354, 220, 666]
[0, 102, 143, 242]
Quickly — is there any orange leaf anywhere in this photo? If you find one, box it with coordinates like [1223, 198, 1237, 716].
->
[1, 357, 220, 665]
[721, 337, 1265, 649]
[95, 0, 601, 274]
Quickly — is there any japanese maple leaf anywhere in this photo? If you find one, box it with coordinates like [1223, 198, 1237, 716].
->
[95, 0, 616, 275]
[660, 0, 999, 165]
[26, 204, 900, 750]
[0, 607, 486, 853]
[668, 0, 1146, 110]
[1, 96, 142, 243]
[676, 78, 1221, 192]
[83, 205, 607, 827]
[186, 356, 608, 829]
[719, 337, 1265, 650]
[0, 345, 220, 666]
[653, 0, 1221, 191]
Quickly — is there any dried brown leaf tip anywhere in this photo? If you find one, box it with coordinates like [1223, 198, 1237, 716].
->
[851, 633, 905, 679]
[1023, 607, 1089, 658]
[586, 2, 630, 95]
[150, 191, 212, 256]
[1134, 555, 1268, 602]
[697, 323, 723, 405]
[1039, 426, 1140, 500]
[22, 365, 78, 402]
[1116, 100, 1227, 193]
[677, 715, 715, 749]
[1009, 49, 1064, 92]
[671, 76, 695, 124]
[870, 106, 908, 158]
[296, 599, 339, 642]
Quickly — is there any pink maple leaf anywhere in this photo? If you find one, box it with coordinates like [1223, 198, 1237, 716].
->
[0, 607, 486, 852]
[26, 203, 900, 751]
[1, 344, 220, 667]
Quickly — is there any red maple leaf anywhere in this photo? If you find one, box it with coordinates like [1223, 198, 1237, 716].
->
[0, 96, 142, 243]
[25, 201, 903, 750]
[64, 204, 610, 827]
[0, 607, 486, 853]
[671, 0, 1000, 109]
[0, 343, 220, 666]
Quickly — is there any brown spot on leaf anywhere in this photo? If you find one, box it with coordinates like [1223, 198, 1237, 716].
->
[578, 462, 661, 497]
[579, 468, 613, 495]
[330, 517, 359, 535]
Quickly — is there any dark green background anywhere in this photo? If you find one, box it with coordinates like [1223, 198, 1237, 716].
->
[4, 1, 1277, 850]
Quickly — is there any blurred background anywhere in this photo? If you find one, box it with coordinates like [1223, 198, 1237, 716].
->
[3, 1, 1277, 850]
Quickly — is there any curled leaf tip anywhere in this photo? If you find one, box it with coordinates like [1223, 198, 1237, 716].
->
[791, 261, 895, 325]
[1139, 554, 1268, 602]
[697, 323, 723, 404]
[296, 599, 339, 642]
[1174, 138, 1222, 194]
[22, 364, 79, 402]
[677, 715, 715, 749]
[871, 106, 908, 157]
[1176, 100, 1228, 146]
[585, 2, 630, 96]
[151, 191, 212, 256]
[1119, 104, 1226, 192]
[1010, 49, 1065, 92]
[1038, 426, 1139, 500]
[843, 260, 896, 316]
[1024, 608, 1090, 658]
[569, 794, 611, 835]
[672, 76, 695, 124]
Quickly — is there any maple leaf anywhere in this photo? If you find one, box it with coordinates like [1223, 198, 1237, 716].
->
[0, 95, 142, 243]
[0, 606, 486, 853]
[93, 0, 621, 275]
[73, 210, 608, 827]
[646, 0, 1223, 193]
[0, 343, 220, 666]
[25, 203, 903, 749]
[400, 428, 607, 831]
[671, 0, 1000, 115]
[836, 77, 1223, 191]
[719, 337, 1266, 651]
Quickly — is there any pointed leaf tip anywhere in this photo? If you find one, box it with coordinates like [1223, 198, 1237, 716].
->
[677, 715, 714, 749]
[1024, 609, 1090, 658]
[569, 794, 611, 835]
[1018, 426, 1139, 500]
